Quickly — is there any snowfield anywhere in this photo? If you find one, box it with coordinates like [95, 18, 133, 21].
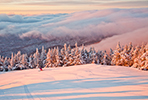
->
[0, 64, 148, 100]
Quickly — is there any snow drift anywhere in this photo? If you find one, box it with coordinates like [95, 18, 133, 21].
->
[0, 64, 148, 100]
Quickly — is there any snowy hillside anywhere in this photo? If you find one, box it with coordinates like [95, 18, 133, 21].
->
[0, 64, 148, 100]
[83, 27, 148, 51]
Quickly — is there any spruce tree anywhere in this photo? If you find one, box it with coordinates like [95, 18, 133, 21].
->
[10, 53, 15, 69]
[45, 48, 52, 67]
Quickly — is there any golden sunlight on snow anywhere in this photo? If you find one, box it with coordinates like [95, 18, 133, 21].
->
[0, 64, 148, 100]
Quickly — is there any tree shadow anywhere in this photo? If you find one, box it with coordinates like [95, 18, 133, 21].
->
[0, 77, 148, 100]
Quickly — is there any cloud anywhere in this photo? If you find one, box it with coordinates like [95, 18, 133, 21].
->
[0, 8, 148, 44]
[0, 0, 40, 3]
[2, 0, 147, 8]
[85, 26, 148, 52]
[102, 0, 148, 7]
[0, 14, 42, 23]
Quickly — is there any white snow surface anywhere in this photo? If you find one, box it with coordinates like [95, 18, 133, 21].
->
[0, 64, 148, 100]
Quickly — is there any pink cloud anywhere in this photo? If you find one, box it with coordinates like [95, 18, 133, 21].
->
[85, 26, 148, 51]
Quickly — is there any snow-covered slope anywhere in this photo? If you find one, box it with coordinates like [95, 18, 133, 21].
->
[82, 26, 148, 52]
[0, 64, 148, 100]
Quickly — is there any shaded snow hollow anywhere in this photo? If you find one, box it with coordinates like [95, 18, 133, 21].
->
[0, 64, 148, 100]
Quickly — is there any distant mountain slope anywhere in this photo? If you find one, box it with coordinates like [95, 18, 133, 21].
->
[83, 26, 148, 52]
[0, 34, 107, 57]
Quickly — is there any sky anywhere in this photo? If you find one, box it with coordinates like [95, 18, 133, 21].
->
[0, 0, 148, 15]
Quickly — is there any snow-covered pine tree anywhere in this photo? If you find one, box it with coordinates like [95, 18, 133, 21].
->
[16, 51, 21, 64]
[80, 44, 87, 64]
[36, 48, 40, 65]
[116, 42, 122, 53]
[55, 47, 62, 67]
[88, 47, 93, 63]
[127, 43, 134, 66]
[62, 43, 70, 66]
[21, 54, 28, 69]
[0, 56, 4, 71]
[99, 51, 106, 65]
[28, 55, 33, 68]
[120, 45, 130, 66]
[139, 44, 148, 70]
[13, 54, 17, 65]
[10, 53, 15, 70]
[68, 53, 74, 66]
[132, 46, 140, 68]
[110, 48, 114, 57]
[66, 45, 75, 66]
[138, 43, 146, 57]
[73, 42, 82, 65]
[111, 42, 125, 66]
[102, 51, 110, 65]
[40, 46, 46, 62]
[68, 45, 71, 54]
[91, 47, 97, 64]
[102, 52, 107, 65]
[33, 48, 40, 68]
[45, 48, 52, 67]
[111, 49, 121, 66]
[96, 50, 102, 64]
[64, 50, 70, 66]
[51, 47, 58, 67]
[3, 57, 9, 71]
[127, 42, 133, 53]
[61, 44, 69, 66]
[139, 51, 147, 70]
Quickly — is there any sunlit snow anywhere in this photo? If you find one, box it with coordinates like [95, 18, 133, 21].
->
[0, 64, 148, 100]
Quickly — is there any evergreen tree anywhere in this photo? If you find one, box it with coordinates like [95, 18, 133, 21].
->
[73, 43, 82, 65]
[111, 50, 121, 66]
[132, 46, 140, 68]
[28, 55, 33, 68]
[0, 56, 4, 71]
[102, 51, 110, 65]
[16, 51, 21, 64]
[139, 50, 148, 70]
[96, 50, 102, 64]
[40, 46, 46, 62]
[62, 43, 69, 66]
[22, 54, 28, 68]
[91, 47, 97, 64]
[3, 57, 9, 70]
[10, 53, 15, 69]
[33, 48, 40, 68]
[120, 45, 131, 66]
[51, 47, 57, 67]
[116, 42, 122, 53]
[80, 44, 87, 64]
[45, 48, 52, 67]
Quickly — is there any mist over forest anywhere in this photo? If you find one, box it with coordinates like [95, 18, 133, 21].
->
[0, 8, 148, 57]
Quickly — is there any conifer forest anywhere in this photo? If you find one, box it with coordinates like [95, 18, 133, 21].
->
[0, 42, 148, 72]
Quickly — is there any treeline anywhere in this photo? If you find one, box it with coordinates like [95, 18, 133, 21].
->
[0, 42, 148, 72]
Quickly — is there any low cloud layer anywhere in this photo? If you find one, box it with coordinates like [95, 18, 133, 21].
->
[85, 26, 148, 51]
[0, 8, 148, 45]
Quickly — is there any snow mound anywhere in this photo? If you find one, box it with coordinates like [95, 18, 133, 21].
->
[0, 64, 148, 100]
